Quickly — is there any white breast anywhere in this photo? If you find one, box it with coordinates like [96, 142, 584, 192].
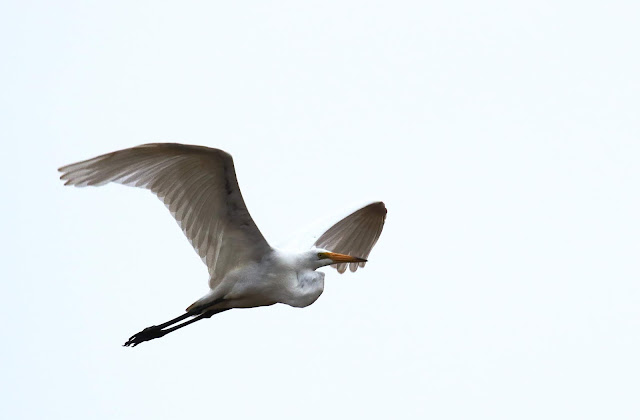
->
[286, 270, 325, 308]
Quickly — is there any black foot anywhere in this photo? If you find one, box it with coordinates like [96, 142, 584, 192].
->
[123, 326, 166, 347]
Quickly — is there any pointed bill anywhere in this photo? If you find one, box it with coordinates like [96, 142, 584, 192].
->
[319, 252, 367, 263]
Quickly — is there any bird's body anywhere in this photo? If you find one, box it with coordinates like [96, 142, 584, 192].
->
[58, 143, 386, 346]
[190, 249, 326, 311]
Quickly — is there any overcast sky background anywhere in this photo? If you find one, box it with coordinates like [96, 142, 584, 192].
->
[1, 1, 639, 419]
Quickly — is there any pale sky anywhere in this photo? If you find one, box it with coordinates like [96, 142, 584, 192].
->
[2, 1, 639, 419]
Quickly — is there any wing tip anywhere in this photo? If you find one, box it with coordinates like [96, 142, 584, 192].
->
[368, 201, 387, 215]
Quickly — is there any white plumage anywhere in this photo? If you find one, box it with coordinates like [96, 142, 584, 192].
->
[59, 143, 386, 346]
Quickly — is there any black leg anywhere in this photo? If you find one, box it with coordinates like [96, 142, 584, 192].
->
[123, 307, 230, 347]
[151, 311, 193, 330]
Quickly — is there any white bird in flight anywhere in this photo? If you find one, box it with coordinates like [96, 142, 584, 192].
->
[59, 143, 386, 347]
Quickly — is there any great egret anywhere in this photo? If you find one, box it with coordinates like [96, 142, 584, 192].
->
[59, 143, 386, 347]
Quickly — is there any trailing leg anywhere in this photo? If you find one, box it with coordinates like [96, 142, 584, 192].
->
[123, 305, 230, 347]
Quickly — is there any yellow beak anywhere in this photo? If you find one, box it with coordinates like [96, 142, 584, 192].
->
[319, 252, 367, 263]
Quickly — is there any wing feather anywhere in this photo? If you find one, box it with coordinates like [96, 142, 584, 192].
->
[59, 143, 271, 286]
[314, 202, 387, 274]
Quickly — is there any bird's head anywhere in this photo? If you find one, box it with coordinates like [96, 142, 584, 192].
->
[309, 248, 367, 269]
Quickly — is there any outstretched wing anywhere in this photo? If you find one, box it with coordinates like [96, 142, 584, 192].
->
[58, 143, 271, 285]
[314, 201, 387, 273]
